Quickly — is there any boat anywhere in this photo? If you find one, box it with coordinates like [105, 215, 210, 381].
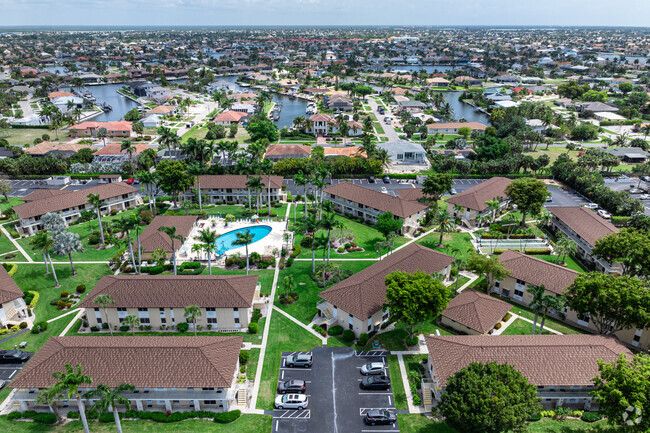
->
[100, 102, 112, 112]
[306, 103, 317, 115]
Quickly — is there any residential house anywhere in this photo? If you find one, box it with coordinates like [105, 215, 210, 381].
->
[603, 147, 649, 164]
[318, 244, 453, 336]
[548, 207, 621, 273]
[141, 114, 163, 128]
[439, 289, 511, 335]
[146, 105, 177, 117]
[323, 147, 365, 158]
[454, 76, 482, 86]
[10, 336, 244, 413]
[426, 77, 450, 87]
[68, 121, 132, 138]
[92, 142, 150, 164]
[98, 174, 123, 184]
[0, 265, 31, 328]
[139, 215, 198, 261]
[376, 140, 427, 165]
[263, 144, 312, 161]
[323, 182, 429, 233]
[13, 182, 140, 236]
[23, 142, 92, 159]
[80, 274, 260, 331]
[309, 113, 363, 136]
[131, 82, 157, 97]
[187, 175, 284, 205]
[213, 110, 247, 125]
[446, 177, 512, 226]
[427, 122, 487, 135]
[422, 335, 631, 411]
[323, 94, 353, 111]
[397, 100, 427, 113]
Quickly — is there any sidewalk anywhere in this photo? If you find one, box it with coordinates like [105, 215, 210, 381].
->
[0, 225, 32, 263]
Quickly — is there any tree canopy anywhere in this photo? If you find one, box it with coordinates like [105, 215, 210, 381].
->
[505, 177, 547, 225]
[593, 228, 650, 277]
[375, 212, 403, 240]
[422, 173, 453, 206]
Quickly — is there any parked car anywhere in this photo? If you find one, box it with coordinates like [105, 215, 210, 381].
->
[378, 107, 385, 115]
[360, 362, 385, 375]
[546, 193, 552, 202]
[384, 117, 391, 125]
[597, 209, 612, 219]
[382, 176, 391, 184]
[364, 409, 397, 425]
[125, 178, 135, 185]
[277, 379, 306, 394]
[639, 194, 650, 200]
[629, 188, 644, 194]
[368, 176, 376, 184]
[285, 353, 312, 368]
[274, 393, 308, 410]
[0, 380, 6, 391]
[449, 188, 457, 195]
[583, 203, 599, 210]
[360, 374, 391, 390]
[641, 175, 650, 182]
[380, 187, 388, 194]
[0, 350, 30, 364]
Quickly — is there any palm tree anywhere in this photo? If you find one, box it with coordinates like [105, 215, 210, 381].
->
[195, 228, 218, 275]
[554, 234, 577, 265]
[93, 294, 115, 336]
[31, 231, 59, 287]
[485, 199, 500, 224]
[136, 171, 158, 215]
[120, 139, 136, 168]
[299, 216, 320, 273]
[186, 162, 204, 211]
[313, 234, 330, 282]
[117, 215, 137, 270]
[52, 364, 92, 433]
[320, 213, 337, 264]
[233, 229, 254, 275]
[294, 171, 309, 215]
[30, 231, 52, 275]
[184, 305, 202, 336]
[86, 383, 135, 433]
[157, 226, 184, 275]
[87, 193, 105, 245]
[528, 285, 547, 335]
[35, 386, 65, 424]
[123, 314, 139, 336]
[374, 148, 392, 168]
[538, 295, 566, 335]
[246, 176, 263, 212]
[53, 231, 84, 275]
[433, 208, 456, 247]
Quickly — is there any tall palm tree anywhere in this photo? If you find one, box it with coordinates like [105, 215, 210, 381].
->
[186, 162, 204, 211]
[87, 193, 105, 245]
[294, 171, 309, 215]
[260, 159, 274, 217]
[30, 231, 52, 275]
[93, 294, 115, 336]
[313, 234, 330, 282]
[528, 284, 547, 335]
[299, 216, 320, 273]
[120, 139, 136, 168]
[320, 213, 337, 264]
[86, 383, 135, 433]
[136, 171, 158, 215]
[433, 208, 456, 247]
[232, 229, 254, 275]
[157, 226, 184, 275]
[246, 176, 264, 213]
[52, 364, 92, 433]
[195, 228, 218, 275]
[35, 386, 65, 424]
[123, 314, 139, 336]
[485, 199, 500, 224]
[184, 305, 202, 336]
[554, 234, 577, 265]
[116, 215, 137, 270]
[538, 295, 566, 335]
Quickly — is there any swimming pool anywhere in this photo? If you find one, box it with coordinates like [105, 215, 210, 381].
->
[214, 225, 273, 254]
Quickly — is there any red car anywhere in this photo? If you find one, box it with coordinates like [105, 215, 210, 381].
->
[125, 178, 135, 185]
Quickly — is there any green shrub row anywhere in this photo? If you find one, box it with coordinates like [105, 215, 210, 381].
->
[7, 411, 57, 424]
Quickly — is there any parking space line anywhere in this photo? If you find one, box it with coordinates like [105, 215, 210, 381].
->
[361, 430, 399, 432]
[358, 392, 392, 395]
[9, 370, 17, 378]
[359, 408, 396, 415]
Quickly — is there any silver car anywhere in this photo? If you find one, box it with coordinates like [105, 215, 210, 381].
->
[275, 393, 308, 410]
[361, 362, 385, 375]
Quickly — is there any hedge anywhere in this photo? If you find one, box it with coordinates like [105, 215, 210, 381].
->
[7, 411, 57, 424]
[491, 248, 552, 255]
[28, 290, 39, 307]
[214, 410, 241, 424]
[2, 262, 18, 276]
[120, 410, 226, 423]
[581, 412, 604, 422]
[611, 216, 630, 226]
[180, 261, 201, 270]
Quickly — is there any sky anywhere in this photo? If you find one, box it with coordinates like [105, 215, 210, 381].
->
[0, 0, 650, 27]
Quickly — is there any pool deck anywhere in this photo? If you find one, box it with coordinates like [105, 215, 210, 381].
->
[178, 217, 288, 261]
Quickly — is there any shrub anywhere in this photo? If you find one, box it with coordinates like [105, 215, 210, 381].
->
[328, 325, 343, 336]
[342, 329, 355, 342]
[214, 410, 241, 424]
[177, 322, 189, 332]
[60, 291, 69, 298]
[312, 324, 327, 336]
[31, 321, 48, 334]
[249, 252, 262, 264]
[76, 284, 87, 294]
[110, 209, 118, 216]
[99, 412, 115, 422]
[337, 247, 345, 253]
[88, 234, 100, 245]
[581, 412, 604, 423]
[10, 230, 20, 238]
[528, 413, 542, 422]
[23, 292, 34, 305]
[503, 313, 512, 322]
[3, 263, 17, 276]
[405, 336, 419, 346]
[239, 350, 249, 365]
[300, 237, 313, 248]
[7, 412, 22, 420]
[120, 325, 130, 332]
[495, 322, 502, 329]
[248, 322, 259, 334]
[412, 393, 421, 406]
[139, 209, 153, 224]
[57, 299, 67, 310]
[358, 333, 369, 346]
[180, 261, 201, 270]
[28, 291, 39, 308]
[251, 309, 261, 323]
[90, 326, 99, 332]
[19, 322, 28, 329]
[67, 412, 80, 419]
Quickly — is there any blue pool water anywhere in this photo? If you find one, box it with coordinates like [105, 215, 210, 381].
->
[214, 225, 272, 254]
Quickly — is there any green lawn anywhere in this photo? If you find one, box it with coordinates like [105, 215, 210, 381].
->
[375, 318, 453, 351]
[387, 354, 408, 410]
[256, 312, 322, 410]
[416, 231, 475, 263]
[498, 296, 586, 335]
[291, 211, 409, 259]
[11, 263, 113, 320]
[0, 414, 273, 433]
[501, 318, 553, 335]
[201, 267, 275, 297]
[276, 260, 374, 324]
[403, 354, 428, 390]
[165, 204, 288, 222]
[536, 254, 587, 273]
[246, 347, 261, 381]
[4, 128, 70, 146]
[0, 311, 74, 352]
[373, 122, 385, 134]
[397, 414, 456, 433]
[0, 197, 24, 214]
[0, 232, 19, 256]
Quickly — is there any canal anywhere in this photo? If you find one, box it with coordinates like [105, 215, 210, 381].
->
[64, 83, 139, 122]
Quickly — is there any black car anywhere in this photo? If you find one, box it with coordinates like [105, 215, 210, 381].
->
[277, 379, 306, 394]
[382, 176, 390, 184]
[368, 176, 376, 183]
[378, 107, 385, 115]
[0, 350, 30, 364]
[360, 374, 391, 390]
[364, 409, 397, 425]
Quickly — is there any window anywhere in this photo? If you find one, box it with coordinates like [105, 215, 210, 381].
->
[367, 318, 372, 332]
[94, 308, 102, 324]
[234, 309, 240, 328]
[159, 308, 166, 324]
[207, 308, 217, 325]
[117, 308, 127, 323]
[170, 308, 175, 325]
[138, 308, 150, 324]
[348, 314, 354, 330]
[514, 287, 524, 300]
[578, 312, 590, 326]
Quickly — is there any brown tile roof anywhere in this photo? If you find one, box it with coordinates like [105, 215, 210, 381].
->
[425, 335, 632, 387]
[319, 244, 454, 319]
[197, 175, 284, 190]
[396, 188, 424, 202]
[14, 182, 138, 220]
[68, 121, 132, 132]
[323, 147, 365, 158]
[498, 250, 579, 295]
[427, 121, 487, 131]
[0, 265, 23, 305]
[442, 289, 512, 333]
[264, 144, 312, 158]
[10, 336, 242, 389]
[324, 182, 429, 219]
[92, 142, 150, 156]
[446, 177, 512, 212]
[214, 110, 247, 122]
[139, 215, 198, 253]
[23, 142, 92, 156]
[549, 206, 619, 247]
[79, 274, 258, 309]
[146, 105, 176, 114]
[21, 189, 70, 203]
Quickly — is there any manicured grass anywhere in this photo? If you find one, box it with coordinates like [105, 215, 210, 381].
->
[373, 122, 385, 134]
[256, 312, 322, 410]
[201, 267, 275, 297]
[416, 231, 475, 263]
[291, 211, 409, 259]
[165, 204, 288, 221]
[0, 197, 24, 214]
[501, 318, 554, 335]
[375, 318, 453, 351]
[10, 263, 113, 320]
[397, 414, 457, 433]
[0, 232, 18, 256]
[4, 128, 70, 146]
[387, 354, 407, 410]
[0, 312, 74, 352]
[498, 296, 586, 335]
[537, 254, 587, 273]
[276, 260, 374, 324]
[246, 347, 261, 381]
[0, 414, 273, 432]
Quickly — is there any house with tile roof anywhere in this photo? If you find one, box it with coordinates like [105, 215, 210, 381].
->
[422, 335, 632, 411]
[92, 142, 151, 164]
[440, 289, 511, 335]
[446, 177, 512, 227]
[213, 110, 248, 125]
[139, 215, 198, 260]
[10, 336, 244, 413]
[0, 265, 31, 328]
[13, 182, 140, 236]
[79, 275, 260, 332]
[317, 243, 453, 336]
[323, 182, 429, 233]
[548, 207, 621, 274]
[427, 121, 487, 135]
[308, 113, 363, 136]
[183, 175, 284, 205]
[68, 121, 132, 138]
[264, 144, 312, 161]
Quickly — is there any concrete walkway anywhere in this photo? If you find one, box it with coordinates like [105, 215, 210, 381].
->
[273, 306, 327, 344]
[0, 225, 33, 262]
[396, 353, 425, 414]
[59, 309, 84, 336]
[47, 308, 81, 323]
[496, 312, 563, 335]
[491, 313, 518, 335]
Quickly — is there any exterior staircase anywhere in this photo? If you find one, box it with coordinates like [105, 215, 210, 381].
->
[237, 388, 246, 406]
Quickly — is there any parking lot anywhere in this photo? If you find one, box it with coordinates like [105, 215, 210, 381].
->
[269, 347, 399, 433]
[7, 179, 104, 198]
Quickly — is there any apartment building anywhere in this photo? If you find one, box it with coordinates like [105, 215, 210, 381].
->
[139, 215, 198, 261]
[10, 336, 243, 413]
[13, 182, 139, 236]
[79, 275, 260, 332]
[439, 289, 511, 335]
[317, 244, 453, 337]
[323, 182, 429, 234]
[446, 177, 512, 227]
[0, 265, 31, 328]
[186, 175, 284, 205]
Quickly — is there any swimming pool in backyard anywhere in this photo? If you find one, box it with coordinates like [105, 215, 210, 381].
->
[214, 225, 273, 254]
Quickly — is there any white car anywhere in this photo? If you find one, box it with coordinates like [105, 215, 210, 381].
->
[597, 209, 612, 219]
[361, 362, 385, 375]
[275, 393, 308, 410]
[583, 203, 599, 210]
[380, 187, 388, 194]
[640, 194, 650, 200]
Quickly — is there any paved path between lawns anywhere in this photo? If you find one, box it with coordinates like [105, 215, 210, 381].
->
[273, 306, 327, 344]
[47, 308, 81, 323]
[491, 312, 518, 335]
[59, 309, 85, 336]
[9, 261, 110, 264]
[396, 353, 425, 414]
[247, 203, 293, 414]
[455, 271, 479, 293]
[0, 225, 33, 262]
[496, 312, 563, 335]
[0, 328, 28, 345]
